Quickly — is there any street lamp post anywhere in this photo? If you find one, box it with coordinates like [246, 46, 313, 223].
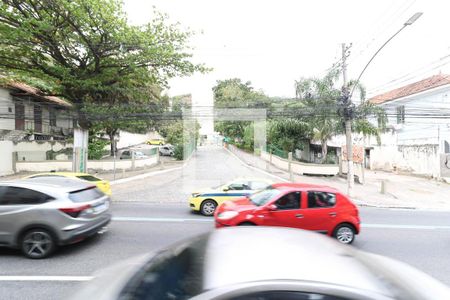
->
[343, 12, 423, 197]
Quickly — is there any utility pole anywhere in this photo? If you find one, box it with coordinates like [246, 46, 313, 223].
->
[342, 43, 354, 197]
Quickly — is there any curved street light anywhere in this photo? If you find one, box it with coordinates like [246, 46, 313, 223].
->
[349, 12, 423, 99]
[344, 12, 423, 196]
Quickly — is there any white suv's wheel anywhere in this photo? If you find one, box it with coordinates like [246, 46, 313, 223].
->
[21, 229, 56, 259]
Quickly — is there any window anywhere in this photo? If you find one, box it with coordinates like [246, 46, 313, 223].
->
[275, 192, 300, 210]
[396, 105, 405, 124]
[308, 192, 336, 208]
[250, 189, 282, 206]
[69, 187, 104, 202]
[119, 235, 207, 300]
[230, 291, 350, 300]
[228, 182, 251, 190]
[49, 108, 57, 126]
[76, 175, 101, 182]
[0, 186, 52, 205]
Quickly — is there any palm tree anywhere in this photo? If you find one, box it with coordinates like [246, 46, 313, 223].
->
[294, 70, 386, 163]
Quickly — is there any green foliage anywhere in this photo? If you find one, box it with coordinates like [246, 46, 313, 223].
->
[88, 132, 109, 160]
[0, 0, 207, 128]
[267, 119, 310, 153]
[294, 69, 386, 163]
[158, 120, 200, 160]
[170, 94, 192, 112]
[173, 144, 184, 160]
[213, 78, 270, 108]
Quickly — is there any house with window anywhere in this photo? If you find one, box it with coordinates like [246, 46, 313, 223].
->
[0, 82, 75, 176]
[367, 74, 450, 178]
[0, 82, 74, 141]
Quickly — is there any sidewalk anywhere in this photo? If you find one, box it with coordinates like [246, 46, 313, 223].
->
[0, 158, 183, 182]
[227, 145, 450, 210]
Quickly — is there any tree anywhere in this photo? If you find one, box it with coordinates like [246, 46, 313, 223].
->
[267, 119, 311, 153]
[0, 0, 206, 129]
[295, 70, 385, 163]
[213, 78, 269, 140]
[85, 84, 169, 155]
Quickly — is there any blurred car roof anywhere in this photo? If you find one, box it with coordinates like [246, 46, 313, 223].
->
[71, 227, 450, 300]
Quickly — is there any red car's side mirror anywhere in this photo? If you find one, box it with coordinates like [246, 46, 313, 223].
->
[267, 204, 277, 211]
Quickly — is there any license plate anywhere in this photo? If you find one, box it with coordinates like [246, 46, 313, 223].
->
[93, 201, 109, 213]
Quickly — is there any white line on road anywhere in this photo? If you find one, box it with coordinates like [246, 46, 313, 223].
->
[0, 276, 93, 281]
[113, 216, 450, 230]
[113, 216, 213, 222]
[362, 223, 450, 230]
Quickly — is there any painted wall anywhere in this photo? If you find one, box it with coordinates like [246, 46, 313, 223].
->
[15, 155, 159, 172]
[14, 141, 73, 162]
[0, 141, 14, 176]
[0, 89, 14, 131]
[370, 144, 440, 178]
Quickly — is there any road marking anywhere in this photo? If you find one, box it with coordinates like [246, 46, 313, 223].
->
[113, 216, 213, 223]
[362, 223, 450, 230]
[112, 216, 450, 230]
[0, 276, 93, 281]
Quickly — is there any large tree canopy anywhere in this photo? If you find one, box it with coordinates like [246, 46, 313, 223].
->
[0, 0, 206, 128]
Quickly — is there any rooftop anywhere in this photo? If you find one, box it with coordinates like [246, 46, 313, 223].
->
[7, 81, 72, 108]
[368, 74, 450, 104]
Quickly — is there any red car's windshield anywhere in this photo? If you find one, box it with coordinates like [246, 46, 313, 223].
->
[249, 189, 282, 206]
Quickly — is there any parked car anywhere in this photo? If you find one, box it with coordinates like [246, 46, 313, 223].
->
[146, 138, 165, 145]
[159, 145, 174, 156]
[0, 177, 111, 258]
[215, 183, 360, 244]
[119, 150, 148, 160]
[70, 227, 450, 300]
[24, 172, 111, 196]
[189, 178, 274, 216]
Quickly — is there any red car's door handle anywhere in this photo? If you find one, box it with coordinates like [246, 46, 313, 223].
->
[329, 212, 337, 217]
[295, 214, 304, 218]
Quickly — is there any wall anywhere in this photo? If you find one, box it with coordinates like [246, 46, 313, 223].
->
[0, 88, 15, 131]
[370, 144, 440, 178]
[261, 151, 339, 176]
[15, 154, 159, 173]
[14, 141, 73, 162]
[0, 141, 14, 176]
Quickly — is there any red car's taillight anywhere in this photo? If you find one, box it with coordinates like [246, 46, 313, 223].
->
[59, 204, 91, 218]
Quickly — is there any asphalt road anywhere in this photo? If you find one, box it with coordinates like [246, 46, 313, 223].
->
[1, 146, 450, 299]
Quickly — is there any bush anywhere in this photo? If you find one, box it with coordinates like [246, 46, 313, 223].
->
[174, 144, 184, 160]
[89, 139, 109, 160]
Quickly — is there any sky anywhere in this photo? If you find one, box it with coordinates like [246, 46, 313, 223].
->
[123, 0, 450, 101]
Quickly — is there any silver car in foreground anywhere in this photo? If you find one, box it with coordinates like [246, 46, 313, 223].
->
[0, 177, 111, 258]
[72, 227, 450, 300]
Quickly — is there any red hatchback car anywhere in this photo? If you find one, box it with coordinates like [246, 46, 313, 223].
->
[214, 183, 360, 244]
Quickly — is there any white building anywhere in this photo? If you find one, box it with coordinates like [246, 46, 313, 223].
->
[0, 82, 74, 176]
[367, 74, 450, 178]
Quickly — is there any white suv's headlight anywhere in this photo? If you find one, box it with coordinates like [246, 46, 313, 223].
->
[217, 211, 238, 220]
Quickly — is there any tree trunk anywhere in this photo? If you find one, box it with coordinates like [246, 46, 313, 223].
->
[321, 140, 328, 164]
[106, 128, 118, 156]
